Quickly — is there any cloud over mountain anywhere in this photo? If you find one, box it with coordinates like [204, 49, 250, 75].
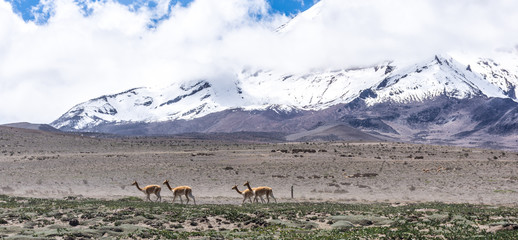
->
[1, 0, 518, 124]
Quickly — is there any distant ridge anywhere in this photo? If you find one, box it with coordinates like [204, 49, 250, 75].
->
[2, 122, 61, 132]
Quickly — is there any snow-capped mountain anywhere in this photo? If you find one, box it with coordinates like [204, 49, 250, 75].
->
[52, 53, 518, 130]
[50, 1, 518, 150]
[462, 54, 518, 99]
[50, 62, 387, 130]
[363, 55, 511, 105]
[276, 0, 324, 33]
[52, 80, 227, 130]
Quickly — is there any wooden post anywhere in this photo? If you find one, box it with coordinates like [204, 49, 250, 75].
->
[291, 185, 294, 199]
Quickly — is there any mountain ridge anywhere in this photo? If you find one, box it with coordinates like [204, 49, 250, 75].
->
[51, 54, 518, 131]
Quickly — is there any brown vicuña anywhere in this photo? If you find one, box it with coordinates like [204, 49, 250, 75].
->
[163, 180, 196, 205]
[231, 185, 255, 204]
[132, 181, 162, 202]
[244, 181, 277, 203]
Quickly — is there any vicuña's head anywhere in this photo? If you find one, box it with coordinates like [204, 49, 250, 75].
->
[132, 181, 137, 186]
[163, 180, 169, 185]
[243, 181, 250, 186]
[231, 185, 238, 190]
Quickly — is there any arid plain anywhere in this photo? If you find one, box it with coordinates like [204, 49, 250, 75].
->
[1, 126, 518, 206]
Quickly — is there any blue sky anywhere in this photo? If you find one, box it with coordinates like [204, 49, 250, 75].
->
[7, 0, 317, 23]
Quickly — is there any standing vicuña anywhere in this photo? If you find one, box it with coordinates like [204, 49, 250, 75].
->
[231, 185, 254, 204]
[244, 181, 277, 203]
[132, 181, 161, 202]
[163, 180, 196, 205]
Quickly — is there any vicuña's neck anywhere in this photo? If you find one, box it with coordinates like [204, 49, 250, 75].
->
[134, 183, 143, 191]
[165, 182, 173, 191]
[245, 183, 253, 191]
[233, 187, 243, 195]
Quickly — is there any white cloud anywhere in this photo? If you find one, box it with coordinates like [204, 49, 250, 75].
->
[1, 0, 517, 124]
[257, 0, 518, 70]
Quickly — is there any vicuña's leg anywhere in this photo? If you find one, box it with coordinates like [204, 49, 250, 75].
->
[270, 192, 277, 203]
[185, 194, 190, 204]
[172, 195, 177, 204]
[266, 194, 270, 204]
[190, 193, 196, 205]
[156, 192, 161, 202]
[179, 196, 183, 204]
[146, 194, 151, 201]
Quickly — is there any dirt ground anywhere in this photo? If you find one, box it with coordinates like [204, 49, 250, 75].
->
[1, 126, 518, 206]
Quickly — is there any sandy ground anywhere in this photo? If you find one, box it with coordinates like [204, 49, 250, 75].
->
[1, 126, 518, 206]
